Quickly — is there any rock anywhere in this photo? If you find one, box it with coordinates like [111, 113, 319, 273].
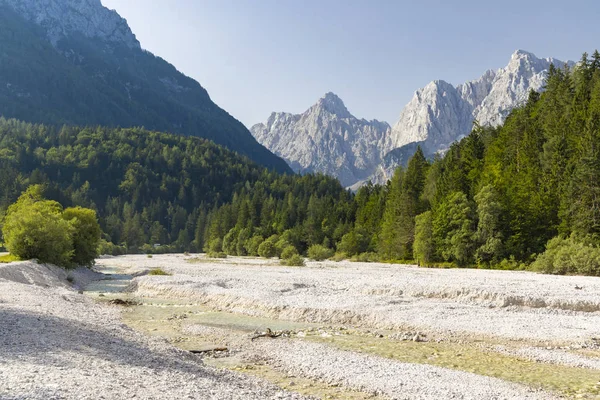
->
[0, 0, 140, 48]
[251, 93, 390, 188]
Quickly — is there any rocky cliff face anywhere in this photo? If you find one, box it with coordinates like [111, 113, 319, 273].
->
[1, 0, 139, 48]
[386, 50, 574, 154]
[251, 93, 390, 187]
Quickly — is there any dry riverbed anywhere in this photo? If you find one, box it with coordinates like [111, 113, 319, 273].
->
[2, 254, 600, 399]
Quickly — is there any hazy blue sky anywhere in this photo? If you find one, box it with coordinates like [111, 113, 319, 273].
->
[102, 0, 598, 127]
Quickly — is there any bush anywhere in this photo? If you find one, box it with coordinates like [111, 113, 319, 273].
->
[280, 245, 299, 260]
[258, 235, 278, 258]
[350, 252, 380, 263]
[62, 207, 102, 267]
[245, 235, 264, 256]
[337, 230, 368, 256]
[307, 244, 334, 261]
[148, 268, 171, 276]
[331, 252, 348, 262]
[2, 186, 74, 267]
[280, 254, 305, 266]
[207, 251, 228, 259]
[98, 239, 126, 256]
[531, 234, 600, 276]
[222, 228, 239, 255]
[205, 238, 223, 254]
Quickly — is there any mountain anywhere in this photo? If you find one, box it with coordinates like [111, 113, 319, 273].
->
[0, 0, 291, 173]
[251, 93, 390, 187]
[386, 50, 574, 155]
[252, 50, 573, 187]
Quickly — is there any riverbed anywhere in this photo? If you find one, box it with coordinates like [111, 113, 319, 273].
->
[89, 254, 600, 399]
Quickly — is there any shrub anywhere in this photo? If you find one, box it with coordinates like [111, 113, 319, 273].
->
[62, 207, 102, 267]
[280, 245, 299, 260]
[258, 235, 278, 258]
[307, 244, 334, 261]
[280, 254, 305, 266]
[2, 186, 74, 267]
[205, 238, 223, 254]
[337, 230, 368, 256]
[222, 228, 239, 255]
[350, 252, 380, 263]
[245, 235, 264, 256]
[148, 268, 171, 276]
[531, 234, 600, 276]
[98, 239, 126, 256]
[207, 251, 228, 259]
[331, 252, 348, 262]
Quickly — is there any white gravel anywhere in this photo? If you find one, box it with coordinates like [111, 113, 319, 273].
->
[493, 345, 600, 370]
[0, 261, 306, 400]
[184, 324, 556, 400]
[104, 254, 600, 344]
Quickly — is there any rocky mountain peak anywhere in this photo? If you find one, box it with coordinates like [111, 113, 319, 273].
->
[1, 0, 140, 48]
[314, 92, 352, 118]
[251, 94, 390, 187]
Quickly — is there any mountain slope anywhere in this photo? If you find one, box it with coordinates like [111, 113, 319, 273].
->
[251, 93, 390, 187]
[0, 0, 290, 173]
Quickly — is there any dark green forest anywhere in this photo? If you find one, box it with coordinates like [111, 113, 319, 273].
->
[2, 51, 600, 275]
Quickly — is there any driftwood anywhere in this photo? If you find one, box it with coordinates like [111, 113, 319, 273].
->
[189, 347, 228, 354]
[108, 298, 138, 306]
[251, 328, 289, 341]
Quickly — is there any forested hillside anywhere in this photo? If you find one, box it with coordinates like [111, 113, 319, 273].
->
[0, 119, 352, 254]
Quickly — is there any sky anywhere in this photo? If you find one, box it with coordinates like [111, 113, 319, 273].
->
[102, 0, 600, 128]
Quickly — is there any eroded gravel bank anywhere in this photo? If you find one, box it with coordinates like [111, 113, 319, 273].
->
[104, 254, 600, 344]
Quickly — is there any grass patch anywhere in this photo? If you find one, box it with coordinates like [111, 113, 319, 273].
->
[309, 335, 600, 397]
[0, 254, 20, 263]
[148, 268, 171, 276]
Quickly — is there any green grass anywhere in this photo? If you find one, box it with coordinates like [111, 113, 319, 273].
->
[0, 254, 20, 263]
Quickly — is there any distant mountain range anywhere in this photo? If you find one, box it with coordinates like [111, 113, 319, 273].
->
[252, 50, 575, 188]
[0, 0, 291, 173]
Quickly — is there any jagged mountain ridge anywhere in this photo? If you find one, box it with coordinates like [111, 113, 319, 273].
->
[251, 93, 390, 187]
[253, 50, 574, 187]
[0, 0, 291, 173]
[386, 50, 574, 155]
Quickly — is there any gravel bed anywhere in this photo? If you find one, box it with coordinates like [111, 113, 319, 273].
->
[103, 254, 600, 343]
[493, 345, 600, 370]
[183, 324, 557, 400]
[0, 261, 305, 400]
